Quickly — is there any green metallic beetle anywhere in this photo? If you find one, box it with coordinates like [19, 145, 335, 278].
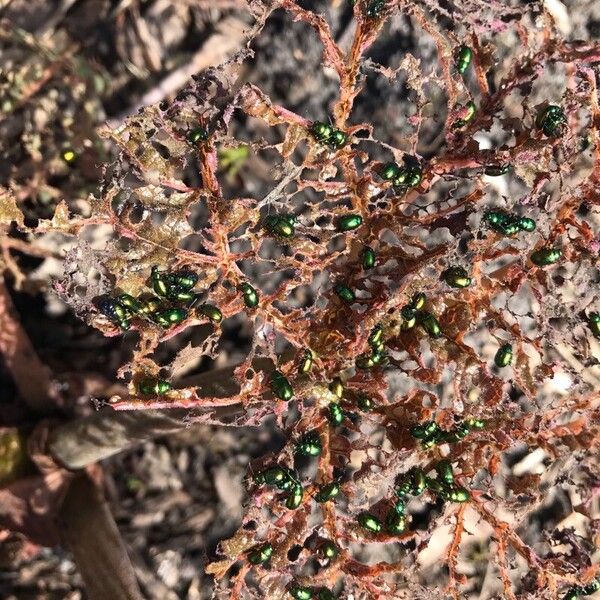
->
[536, 105, 567, 137]
[410, 420, 441, 440]
[169, 270, 198, 290]
[334, 283, 355, 304]
[296, 432, 322, 456]
[484, 164, 510, 176]
[355, 352, 376, 370]
[371, 349, 388, 366]
[581, 579, 600, 595]
[380, 162, 401, 181]
[264, 214, 295, 239]
[400, 306, 417, 330]
[336, 214, 363, 232]
[355, 349, 387, 369]
[317, 590, 335, 600]
[357, 395, 375, 411]
[319, 540, 338, 560]
[151, 267, 198, 302]
[440, 428, 466, 444]
[422, 435, 443, 449]
[140, 297, 162, 316]
[170, 289, 195, 303]
[502, 221, 522, 236]
[98, 298, 132, 330]
[329, 377, 344, 399]
[587, 312, 600, 339]
[392, 168, 407, 187]
[580, 132, 593, 152]
[310, 121, 333, 143]
[289, 586, 312, 600]
[441, 486, 470, 503]
[138, 378, 172, 396]
[196, 303, 223, 324]
[328, 403, 344, 426]
[188, 127, 209, 144]
[368, 324, 384, 349]
[151, 267, 171, 298]
[420, 312, 442, 338]
[357, 512, 382, 533]
[464, 417, 485, 430]
[159, 266, 198, 292]
[154, 308, 188, 328]
[385, 511, 407, 535]
[298, 349, 314, 374]
[530, 247, 562, 266]
[239, 282, 259, 308]
[278, 468, 301, 491]
[494, 343, 513, 368]
[410, 468, 427, 494]
[117, 294, 143, 314]
[366, 0, 385, 18]
[361, 246, 376, 269]
[425, 476, 444, 493]
[517, 217, 536, 232]
[484, 211, 521, 235]
[255, 465, 287, 487]
[285, 483, 304, 510]
[271, 370, 294, 401]
[403, 163, 422, 188]
[247, 543, 273, 565]
[483, 210, 511, 231]
[329, 129, 348, 149]
[393, 498, 406, 515]
[396, 477, 412, 498]
[435, 460, 454, 485]
[455, 45, 473, 75]
[454, 101, 476, 128]
[315, 480, 340, 503]
[410, 292, 426, 311]
[442, 266, 472, 288]
[392, 155, 422, 189]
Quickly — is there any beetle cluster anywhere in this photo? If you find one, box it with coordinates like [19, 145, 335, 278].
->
[562, 579, 600, 600]
[309, 121, 348, 150]
[355, 323, 388, 369]
[398, 292, 442, 339]
[96, 266, 202, 331]
[254, 465, 304, 510]
[410, 418, 485, 449]
[379, 155, 422, 190]
[484, 210, 537, 237]
[358, 461, 469, 537]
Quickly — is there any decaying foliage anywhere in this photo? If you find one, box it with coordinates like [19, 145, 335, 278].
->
[2, 0, 600, 598]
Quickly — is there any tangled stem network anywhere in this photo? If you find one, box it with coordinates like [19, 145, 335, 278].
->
[4, 0, 600, 598]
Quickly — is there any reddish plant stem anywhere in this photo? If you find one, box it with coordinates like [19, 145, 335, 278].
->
[58, 472, 143, 600]
[0, 280, 54, 412]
